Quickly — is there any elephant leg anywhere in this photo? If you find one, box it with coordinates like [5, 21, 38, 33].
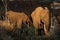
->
[17, 20, 22, 29]
[35, 28, 38, 36]
[34, 24, 39, 36]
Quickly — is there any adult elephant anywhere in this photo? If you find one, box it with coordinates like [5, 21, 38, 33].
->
[5, 10, 31, 29]
[31, 7, 50, 36]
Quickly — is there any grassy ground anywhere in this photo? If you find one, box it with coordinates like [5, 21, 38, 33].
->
[0, 24, 55, 40]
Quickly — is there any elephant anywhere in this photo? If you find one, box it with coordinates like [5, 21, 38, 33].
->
[5, 10, 31, 29]
[31, 7, 50, 36]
